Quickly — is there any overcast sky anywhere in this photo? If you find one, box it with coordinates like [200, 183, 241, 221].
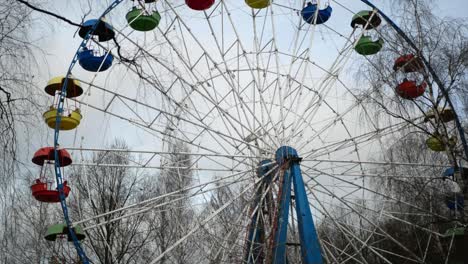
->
[25, 0, 468, 167]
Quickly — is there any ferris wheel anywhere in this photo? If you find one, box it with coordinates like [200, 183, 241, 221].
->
[29, 0, 467, 263]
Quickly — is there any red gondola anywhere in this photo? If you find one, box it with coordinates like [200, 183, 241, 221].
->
[32, 147, 72, 167]
[185, 0, 215, 11]
[31, 147, 73, 203]
[395, 79, 426, 99]
[393, 54, 424, 73]
[31, 180, 71, 203]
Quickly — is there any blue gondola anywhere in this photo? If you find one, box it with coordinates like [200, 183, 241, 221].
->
[78, 48, 114, 72]
[301, 2, 332, 25]
[446, 194, 464, 211]
[443, 167, 455, 178]
[79, 19, 115, 42]
[443, 167, 468, 180]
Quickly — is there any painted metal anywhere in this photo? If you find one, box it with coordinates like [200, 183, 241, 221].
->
[244, 159, 273, 263]
[272, 146, 323, 264]
[53, 1, 124, 263]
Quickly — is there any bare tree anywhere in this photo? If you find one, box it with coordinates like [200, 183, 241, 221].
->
[320, 1, 468, 262]
[369, 133, 450, 263]
[356, 0, 468, 163]
[0, 0, 46, 262]
[71, 139, 153, 264]
[141, 138, 198, 264]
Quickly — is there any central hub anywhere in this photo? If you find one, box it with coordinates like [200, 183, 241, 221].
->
[275, 146, 299, 166]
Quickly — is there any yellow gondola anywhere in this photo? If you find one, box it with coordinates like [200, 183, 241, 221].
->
[424, 108, 455, 123]
[43, 107, 82, 130]
[245, 0, 270, 9]
[44, 76, 83, 98]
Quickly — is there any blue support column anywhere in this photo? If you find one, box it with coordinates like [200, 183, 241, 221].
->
[244, 159, 273, 263]
[272, 146, 323, 264]
[271, 161, 292, 264]
[291, 160, 323, 263]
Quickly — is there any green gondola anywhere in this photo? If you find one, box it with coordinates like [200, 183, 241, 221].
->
[45, 223, 86, 241]
[426, 135, 457, 152]
[126, 7, 161, 32]
[354, 36, 384, 55]
[351, 10, 382, 29]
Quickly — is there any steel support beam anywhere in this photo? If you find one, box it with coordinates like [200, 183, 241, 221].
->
[244, 159, 274, 263]
[272, 146, 323, 264]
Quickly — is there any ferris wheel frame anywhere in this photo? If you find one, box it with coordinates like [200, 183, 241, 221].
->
[48, 1, 466, 263]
